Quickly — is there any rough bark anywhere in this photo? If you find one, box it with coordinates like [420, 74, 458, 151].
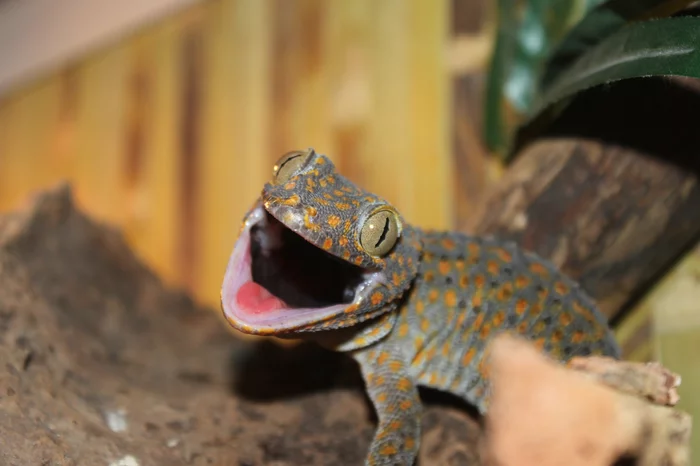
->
[470, 77, 700, 322]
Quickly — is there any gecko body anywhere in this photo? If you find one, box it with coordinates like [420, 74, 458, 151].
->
[221, 149, 620, 465]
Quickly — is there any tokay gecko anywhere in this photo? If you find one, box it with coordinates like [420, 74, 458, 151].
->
[221, 148, 621, 465]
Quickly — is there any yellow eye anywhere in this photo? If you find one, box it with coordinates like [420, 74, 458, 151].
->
[273, 149, 314, 184]
[360, 209, 400, 257]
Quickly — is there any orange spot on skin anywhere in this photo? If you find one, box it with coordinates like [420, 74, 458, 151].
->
[339, 237, 348, 246]
[473, 313, 485, 329]
[335, 202, 350, 210]
[398, 323, 409, 337]
[393, 273, 402, 286]
[424, 271, 434, 283]
[442, 238, 456, 250]
[531, 304, 543, 316]
[324, 193, 333, 199]
[471, 292, 482, 309]
[441, 343, 450, 357]
[474, 274, 485, 289]
[456, 312, 466, 326]
[559, 312, 573, 326]
[517, 321, 529, 333]
[327, 215, 341, 228]
[516, 275, 530, 288]
[389, 420, 402, 431]
[284, 181, 296, 190]
[468, 243, 480, 257]
[400, 400, 413, 411]
[428, 289, 439, 303]
[420, 319, 430, 332]
[376, 392, 387, 403]
[496, 248, 513, 262]
[552, 329, 564, 343]
[415, 300, 425, 315]
[459, 275, 469, 288]
[283, 194, 300, 206]
[354, 256, 364, 265]
[455, 259, 465, 270]
[479, 324, 491, 339]
[492, 311, 505, 327]
[429, 373, 438, 384]
[371, 292, 384, 306]
[343, 304, 359, 314]
[389, 361, 402, 372]
[342, 250, 351, 260]
[316, 157, 326, 165]
[529, 262, 549, 277]
[497, 283, 513, 301]
[377, 352, 389, 365]
[317, 198, 329, 206]
[462, 347, 476, 365]
[380, 445, 398, 456]
[534, 338, 546, 350]
[319, 179, 327, 188]
[445, 290, 457, 307]
[573, 302, 597, 324]
[515, 299, 527, 315]
[405, 437, 416, 450]
[333, 189, 344, 197]
[487, 260, 499, 275]
[555, 281, 569, 295]
[438, 260, 450, 275]
[572, 330, 585, 343]
[323, 238, 333, 250]
[397, 377, 412, 392]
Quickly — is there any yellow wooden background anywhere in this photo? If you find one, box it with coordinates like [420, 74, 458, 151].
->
[0, 0, 475, 308]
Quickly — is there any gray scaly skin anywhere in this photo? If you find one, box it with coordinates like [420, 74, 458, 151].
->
[221, 148, 621, 465]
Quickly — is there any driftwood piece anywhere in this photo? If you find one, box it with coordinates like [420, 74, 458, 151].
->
[483, 334, 692, 466]
[470, 78, 700, 321]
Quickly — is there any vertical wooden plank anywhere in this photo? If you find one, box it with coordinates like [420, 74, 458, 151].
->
[0, 78, 60, 210]
[327, 0, 372, 184]
[408, 0, 451, 230]
[120, 16, 184, 287]
[289, 0, 332, 154]
[73, 43, 129, 225]
[198, 0, 273, 307]
[366, 0, 411, 214]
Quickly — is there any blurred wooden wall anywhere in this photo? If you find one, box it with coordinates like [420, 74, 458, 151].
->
[0, 0, 496, 308]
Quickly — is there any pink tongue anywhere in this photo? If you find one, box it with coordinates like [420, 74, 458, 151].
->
[236, 281, 286, 314]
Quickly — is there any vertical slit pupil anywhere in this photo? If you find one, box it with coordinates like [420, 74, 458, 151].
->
[375, 217, 390, 248]
[279, 153, 303, 172]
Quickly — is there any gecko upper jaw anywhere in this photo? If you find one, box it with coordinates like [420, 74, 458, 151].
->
[221, 206, 385, 334]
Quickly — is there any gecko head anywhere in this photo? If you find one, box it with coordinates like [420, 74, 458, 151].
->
[221, 148, 422, 336]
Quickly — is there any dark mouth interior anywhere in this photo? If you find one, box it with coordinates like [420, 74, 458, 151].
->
[250, 212, 367, 308]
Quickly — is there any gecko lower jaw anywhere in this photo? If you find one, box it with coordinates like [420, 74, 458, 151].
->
[221, 206, 382, 334]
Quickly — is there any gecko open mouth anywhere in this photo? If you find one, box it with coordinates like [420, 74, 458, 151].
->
[221, 205, 383, 332]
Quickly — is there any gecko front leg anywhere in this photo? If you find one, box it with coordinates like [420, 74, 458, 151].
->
[354, 345, 422, 466]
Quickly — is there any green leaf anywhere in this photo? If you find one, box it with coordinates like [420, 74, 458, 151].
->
[531, 16, 700, 120]
[483, 0, 603, 155]
[540, 0, 697, 89]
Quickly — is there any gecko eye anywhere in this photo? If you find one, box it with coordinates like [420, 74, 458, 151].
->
[273, 148, 314, 184]
[360, 208, 400, 257]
